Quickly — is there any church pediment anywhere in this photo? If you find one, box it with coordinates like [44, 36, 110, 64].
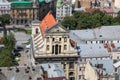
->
[46, 23, 69, 33]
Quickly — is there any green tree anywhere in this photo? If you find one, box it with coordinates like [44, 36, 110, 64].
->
[112, 11, 120, 25]
[76, 12, 92, 29]
[0, 14, 11, 37]
[101, 14, 113, 26]
[61, 16, 77, 30]
[0, 33, 15, 67]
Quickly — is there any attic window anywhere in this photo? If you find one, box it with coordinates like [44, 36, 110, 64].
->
[99, 35, 102, 37]
[96, 64, 103, 68]
[57, 29, 59, 32]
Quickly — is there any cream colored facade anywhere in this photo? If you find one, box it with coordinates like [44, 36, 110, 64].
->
[11, 8, 38, 25]
[78, 57, 109, 80]
[75, 0, 114, 8]
[85, 61, 115, 80]
[114, 0, 120, 8]
[32, 21, 79, 80]
[110, 51, 120, 62]
[85, 61, 98, 80]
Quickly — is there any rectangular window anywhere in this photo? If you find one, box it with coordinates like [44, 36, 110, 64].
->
[59, 45, 61, 53]
[117, 56, 119, 59]
[64, 37, 67, 42]
[79, 75, 81, 79]
[59, 38, 61, 41]
[64, 45, 67, 50]
[52, 38, 54, 41]
[79, 67, 81, 71]
[46, 37, 49, 42]
[63, 64, 66, 69]
[46, 45, 49, 51]
[69, 62, 74, 69]
[52, 45, 54, 54]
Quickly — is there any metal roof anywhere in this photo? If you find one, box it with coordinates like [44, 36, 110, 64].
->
[11, 1, 32, 4]
[70, 26, 120, 41]
[113, 61, 120, 68]
[41, 63, 65, 78]
[78, 44, 110, 58]
[11, 1, 32, 8]
[90, 59, 114, 76]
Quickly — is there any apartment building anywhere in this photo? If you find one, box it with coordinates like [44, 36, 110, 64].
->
[0, 0, 11, 15]
[85, 60, 115, 80]
[114, 0, 120, 8]
[76, 44, 110, 80]
[75, 0, 114, 9]
[56, 0, 72, 22]
[10, 0, 38, 25]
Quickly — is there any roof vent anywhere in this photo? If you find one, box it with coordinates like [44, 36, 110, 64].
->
[99, 35, 102, 37]
[96, 64, 103, 68]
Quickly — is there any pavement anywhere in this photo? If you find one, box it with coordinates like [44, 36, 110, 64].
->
[14, 32, 31, 46]
[18, 50, 30, 66]
[0, 65, 43, 80]
[0, 30, 43, 80]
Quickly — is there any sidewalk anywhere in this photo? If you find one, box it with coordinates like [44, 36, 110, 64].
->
[18, 50, 30, 66]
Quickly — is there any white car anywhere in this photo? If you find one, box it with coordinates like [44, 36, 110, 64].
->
[26, 44, 31, 49]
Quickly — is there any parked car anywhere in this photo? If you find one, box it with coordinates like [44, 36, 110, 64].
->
[12, 52, 21, 57]
[14, 46, 24, 52]
[0, 45, 4, 49]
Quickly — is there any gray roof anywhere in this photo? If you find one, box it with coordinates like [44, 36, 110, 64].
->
[90, 59, 114, 76]
[70, 26, 120, 41]
[78, 44, 110, 58]
[0, 66, 42, 80]
[41, 63, 65, 78]
[113, 61, 120, 68]
[111, 43, 120, 52]
[32, 19, 40, 23]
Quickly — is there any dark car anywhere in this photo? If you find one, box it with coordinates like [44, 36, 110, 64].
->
[17, 46, 24, 50]
[12, 61, 19, 66]
[12, 52, 21, 57]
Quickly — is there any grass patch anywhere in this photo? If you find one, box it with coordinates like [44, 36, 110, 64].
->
[26, 30, 32, 34]
[15, 28, 32, 34]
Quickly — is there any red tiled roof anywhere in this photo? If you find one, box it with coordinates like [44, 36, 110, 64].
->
[86, 8, 98, 13]
[70, 39, 77, 47]
[40, 12, 57, 36]
[100, 8, 114, 13]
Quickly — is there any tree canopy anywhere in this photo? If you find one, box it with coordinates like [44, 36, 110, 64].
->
[61, 10, 120, 30]
[0, 14, 11, 36]
[0, 33, 16, 67]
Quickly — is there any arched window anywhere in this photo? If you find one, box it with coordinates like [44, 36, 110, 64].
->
[69, 72, 75, 80]
[36, 28, 38, 34]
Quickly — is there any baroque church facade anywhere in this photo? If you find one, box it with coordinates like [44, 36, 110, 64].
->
[31, 12, 79, 80]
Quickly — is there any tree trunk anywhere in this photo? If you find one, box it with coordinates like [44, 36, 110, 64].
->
[3, 25, 7, 37]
